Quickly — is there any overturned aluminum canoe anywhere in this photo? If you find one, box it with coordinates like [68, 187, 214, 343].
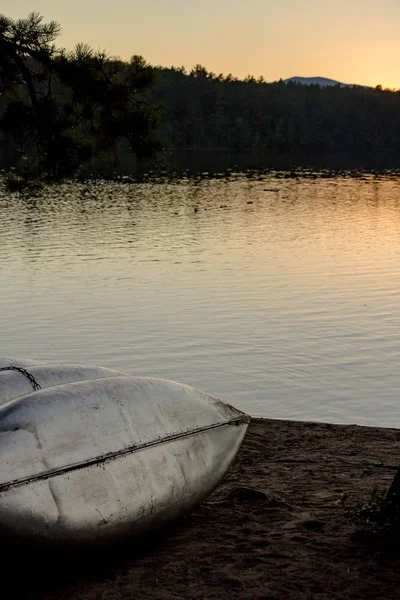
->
[0, 360, 129, 405]
[0, 375, 250, 544]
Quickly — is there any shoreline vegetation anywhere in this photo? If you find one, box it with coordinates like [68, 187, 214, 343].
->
[7, 418, 400, 599]
[1, 12, 400, 189]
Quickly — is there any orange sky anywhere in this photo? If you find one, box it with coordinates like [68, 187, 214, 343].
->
[3, 0, 399, 88]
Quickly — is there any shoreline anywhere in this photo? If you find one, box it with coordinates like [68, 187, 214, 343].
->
[9, 418, 400, 599]
[250, 415, 400, 431]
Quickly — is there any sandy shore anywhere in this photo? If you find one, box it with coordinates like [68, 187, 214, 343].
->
[9, 418, 400, 599]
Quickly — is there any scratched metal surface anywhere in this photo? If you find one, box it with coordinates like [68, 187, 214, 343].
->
[0, 376, 249, 543]
[0, 361, 129, 404]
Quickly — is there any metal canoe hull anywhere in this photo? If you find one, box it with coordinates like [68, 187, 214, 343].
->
[0, 376, 250, 544]
[0, 421, 248, 543]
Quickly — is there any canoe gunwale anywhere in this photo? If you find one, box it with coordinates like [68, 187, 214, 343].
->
[0, 415, 250, 493]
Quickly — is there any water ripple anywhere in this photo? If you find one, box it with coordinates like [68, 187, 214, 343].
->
[2, 172, 400, 427]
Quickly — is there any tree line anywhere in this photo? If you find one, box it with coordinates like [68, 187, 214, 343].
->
[150, 65, 400, 157]
[1, 12, 400, 189]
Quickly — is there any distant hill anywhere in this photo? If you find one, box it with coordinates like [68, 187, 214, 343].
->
[283, 76, 351, 87]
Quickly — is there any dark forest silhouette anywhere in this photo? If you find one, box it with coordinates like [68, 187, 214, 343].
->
[0, 12, 161, 189]
[1, 11, 400, 187]
[150, 65, 400, 158]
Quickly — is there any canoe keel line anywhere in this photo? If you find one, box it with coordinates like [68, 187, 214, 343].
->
[0, 416, 249, 494]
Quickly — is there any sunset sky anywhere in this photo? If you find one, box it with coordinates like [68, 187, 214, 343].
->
[3, 0, 399, 89]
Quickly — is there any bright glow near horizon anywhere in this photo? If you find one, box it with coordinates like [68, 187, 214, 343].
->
[3, 0, 400, 89]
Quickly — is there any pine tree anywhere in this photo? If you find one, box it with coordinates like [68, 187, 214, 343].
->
[0, 12, 161, 189]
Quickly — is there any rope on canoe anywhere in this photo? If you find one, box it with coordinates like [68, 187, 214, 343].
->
[0, 366, 41, 391]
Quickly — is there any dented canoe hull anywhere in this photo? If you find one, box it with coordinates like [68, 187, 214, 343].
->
[0, 375, 250, 544]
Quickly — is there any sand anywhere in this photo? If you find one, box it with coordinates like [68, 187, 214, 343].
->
[8, 418, 400, 599]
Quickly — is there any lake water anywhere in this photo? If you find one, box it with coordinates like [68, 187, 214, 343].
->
[1, 170, 400, 428]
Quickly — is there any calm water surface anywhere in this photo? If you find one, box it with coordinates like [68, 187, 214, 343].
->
[1, 171, 400, 427]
